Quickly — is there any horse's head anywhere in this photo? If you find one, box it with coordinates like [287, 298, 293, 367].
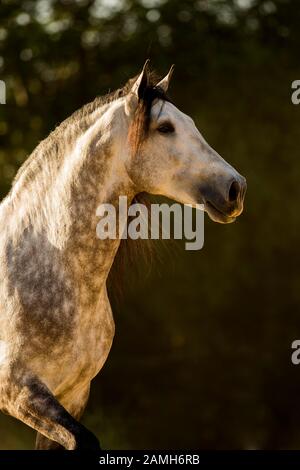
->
[124, 62, 246, 223]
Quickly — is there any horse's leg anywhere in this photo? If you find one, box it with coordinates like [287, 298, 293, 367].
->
[35, 435, 64, 450]
[35, 384, 91, 450]
[3, 371, 99, 450]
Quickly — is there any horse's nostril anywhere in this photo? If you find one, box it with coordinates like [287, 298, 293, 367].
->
[228, 180, 240, 202]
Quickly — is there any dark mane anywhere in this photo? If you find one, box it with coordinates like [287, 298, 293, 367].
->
[67, 69, 170, 133]
[109, 69, 172, 298]
[128, 71, 171, 153]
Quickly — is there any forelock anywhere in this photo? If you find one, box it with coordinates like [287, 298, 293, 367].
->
[128, 71, 173, 153]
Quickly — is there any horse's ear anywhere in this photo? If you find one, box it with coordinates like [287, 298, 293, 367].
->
[156, 64, 175, 93]
[125, 60, 150, 114]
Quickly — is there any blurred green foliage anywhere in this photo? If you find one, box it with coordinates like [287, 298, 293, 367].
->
[0, 0, 300, 450]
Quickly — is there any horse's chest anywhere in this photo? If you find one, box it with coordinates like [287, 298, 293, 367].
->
[37, 297, 115, 394]
[76, 305, 115, 378]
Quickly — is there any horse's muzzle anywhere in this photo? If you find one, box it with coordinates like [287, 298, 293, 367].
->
[201, 175, 247, 224]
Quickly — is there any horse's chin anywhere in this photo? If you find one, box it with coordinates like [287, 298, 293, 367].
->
[205, 201, 236, 224]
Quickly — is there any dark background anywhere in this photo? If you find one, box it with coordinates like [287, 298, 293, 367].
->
[0, 0, 300, 449]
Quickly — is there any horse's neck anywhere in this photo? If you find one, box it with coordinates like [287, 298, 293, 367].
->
[56, 102, 134, 293]
[12, 99, 134, 297]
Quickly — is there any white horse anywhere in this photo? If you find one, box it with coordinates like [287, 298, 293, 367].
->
[0, 62, 246, 449]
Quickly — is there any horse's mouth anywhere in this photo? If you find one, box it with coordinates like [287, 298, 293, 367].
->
[205, 201, 237, 224]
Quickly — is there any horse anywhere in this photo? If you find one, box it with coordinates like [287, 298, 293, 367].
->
[0, 62, 246, 450]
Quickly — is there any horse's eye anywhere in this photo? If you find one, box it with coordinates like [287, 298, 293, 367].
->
[157, 122, 175, 134]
